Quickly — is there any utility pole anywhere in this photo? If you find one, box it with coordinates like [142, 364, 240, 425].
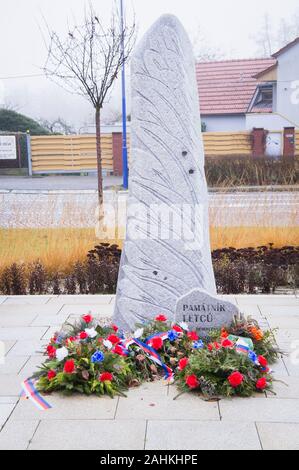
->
[120, 0, 129, 189]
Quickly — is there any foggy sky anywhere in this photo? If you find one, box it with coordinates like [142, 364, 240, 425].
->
[0, 0, 298, 130]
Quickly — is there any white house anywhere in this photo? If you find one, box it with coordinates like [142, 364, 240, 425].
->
[196, 37, 299, 133]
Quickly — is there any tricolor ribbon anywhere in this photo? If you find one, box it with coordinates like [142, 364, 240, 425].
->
[120, 335, 174, 382]
[20, 379, 52, 411]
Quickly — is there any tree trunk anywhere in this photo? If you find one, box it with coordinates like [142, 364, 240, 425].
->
[95, 107, 106, 234]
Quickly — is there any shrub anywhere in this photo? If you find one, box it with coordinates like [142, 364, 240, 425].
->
[205, 157, 298, 187]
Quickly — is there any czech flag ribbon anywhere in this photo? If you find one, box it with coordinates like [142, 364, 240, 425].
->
[20, 379, 52, 411]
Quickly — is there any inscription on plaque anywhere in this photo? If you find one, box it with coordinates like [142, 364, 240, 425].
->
[176, 289, 239, 333]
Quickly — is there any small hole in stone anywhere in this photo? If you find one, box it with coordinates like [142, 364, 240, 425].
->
[182, 151, 188, 157]
[153, 271, 158, 276]
[164, 277, 168, 281]
[189, 169, 195, 175]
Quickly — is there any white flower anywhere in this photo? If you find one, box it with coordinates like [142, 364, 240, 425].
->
[85, 328, 98, 339]
[56, 347, 69, 362]
[179, 322, 189, 331]
[103, 340, 113, 350]
[133, 328, 144, 339]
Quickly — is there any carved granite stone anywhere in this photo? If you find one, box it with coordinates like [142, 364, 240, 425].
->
[113, 15, 216, 331]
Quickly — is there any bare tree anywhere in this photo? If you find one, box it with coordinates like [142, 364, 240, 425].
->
[43, 2, 136, 216]
[192, 27, 225, 61]
[255, 12, 299, 57]
[39, 117, 75, 135]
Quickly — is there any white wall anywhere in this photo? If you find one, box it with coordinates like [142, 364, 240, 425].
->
[276, 42, 299, 128]
[245, 112, 295, 131]
[201, 115, 246, 131]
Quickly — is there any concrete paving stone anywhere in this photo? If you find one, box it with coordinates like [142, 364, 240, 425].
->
[17, 356, 44, 378]
[41, 327, 61, 341]
[30, 313, 70, 327]
[0, 304, 62, 319]
[271, 356, 290, 377]
[11, 395, 118, 421]
[275, 329, 299, 348]
[259, 305, 299, 318]
[60, 303, 114, 317]
[235, 296, 298, 306]
[0, 420, 39, 450]
[0, 311, 38, 328]
[1, 340, 16, 356]
[257, 422, 299, 450]
[219, 398, 299, 422]
[0, 397, 18, 404]
[267, 315, 299, 330]
[0, 404, 15, 428]
[116, 393, 220, 421]
[146, 420, 261, 450]
[0, 356, 29, 375]
[0, 297, 7, 305]
[282, 355, 299, 377]
[268, 376, 299, 399]
[29, 419, 146, 450]
[232, 303, 263, 319]
[0, 375, 24, 396]
[3, 296, 52, 305]
[0, 327, 48, 341]
[47, 295, 113, 305]
[7, 340, 45, 357]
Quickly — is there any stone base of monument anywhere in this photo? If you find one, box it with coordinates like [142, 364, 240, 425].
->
[175, 289, 240, 336]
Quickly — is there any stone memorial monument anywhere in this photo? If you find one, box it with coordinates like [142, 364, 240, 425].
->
[113, 15, 239, 332]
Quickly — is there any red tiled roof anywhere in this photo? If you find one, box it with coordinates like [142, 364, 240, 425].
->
[196, 58, 277, 115]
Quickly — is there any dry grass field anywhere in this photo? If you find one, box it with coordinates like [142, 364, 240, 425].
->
[0, 226, 298, 274]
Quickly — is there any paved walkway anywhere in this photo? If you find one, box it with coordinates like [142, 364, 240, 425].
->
[0, 294, 298, 450]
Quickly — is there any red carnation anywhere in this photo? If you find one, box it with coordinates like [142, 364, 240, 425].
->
[47, 345, 56, 358]
[222, 339, 233, 348]
[208, 343, 214, 351]
[112, 325, 119, 332]
[173, 325, 183, 333]
[256, 378, 267, 390]
[150, 337, 163, 350]
[64, 359, 75, 374]
[47, 370, 56, 381]
[155, 314, 167, 322]
[99, 372, 113, 382]
[186, 375, 199, 389]
[107, 334, 121, 345]
[79, 331, 88, 340]
[187, 331, 199, 341]
[113, 345, 126, 356]
[82, 314, 93, 324]
[228, 371, 244, 388]
[178, 357, 189, 371]
[258, 356, 268, 368]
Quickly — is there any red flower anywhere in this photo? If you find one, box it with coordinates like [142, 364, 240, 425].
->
[179, 357, 189, 371]
[79, 331, 88, 340]
[82, 314, 93, 324]
[173, 325, 183, 333]
[66, 336, 76, 345]
[155, 314, 167, 322]
[258, 356, 268, 368]
[107, 334, 121, 345]
[256, 378, 267, 390]
[47, 370, 56, 381]
[222, 339, 233, 349]
[213, 342, 221, 350]
[221, 329, 229, 339]
[186, 375, 199, 389]
[113, 345, 126, 356]
[228, 371, 244, 388]
[150, 337, 163, 350]
[64, 359, 75, 374]
[187, 331, 199, 341]
[47, 345, 56, 358]
[112, 325, 119, 332]
[99, 372, 113, 382]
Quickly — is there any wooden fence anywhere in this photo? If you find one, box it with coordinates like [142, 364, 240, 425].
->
[30, 130, 298, 174]
[31, 135, 113, 174]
